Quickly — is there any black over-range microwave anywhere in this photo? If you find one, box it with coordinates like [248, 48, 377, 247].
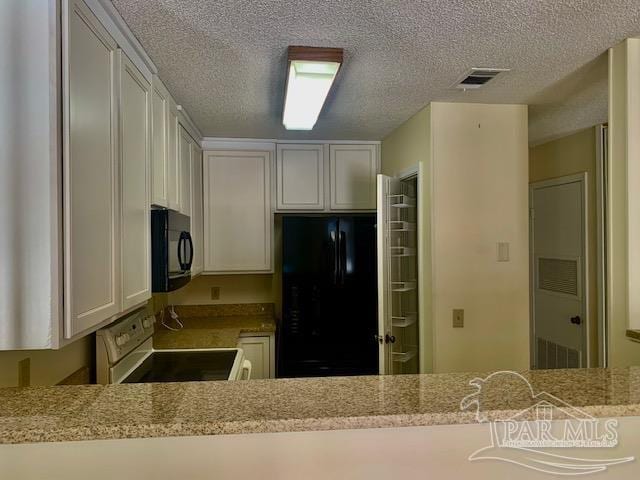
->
[151, 210, 193, 292]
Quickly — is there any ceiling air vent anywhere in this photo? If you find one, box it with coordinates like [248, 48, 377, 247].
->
[454, 67, 510, 90]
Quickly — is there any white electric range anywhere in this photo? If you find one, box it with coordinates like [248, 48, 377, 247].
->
[96, 310, 250, 384]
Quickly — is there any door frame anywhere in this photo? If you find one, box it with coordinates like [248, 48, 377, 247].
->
[529, 172, 589, 368]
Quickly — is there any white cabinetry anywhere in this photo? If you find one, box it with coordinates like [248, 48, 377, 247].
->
[237, 334, 275, 379]
[191, 144, 204, 276]
[276, 144, 325, 210]
[203, 150, 272, 273]
[178, 126, 192, 216]
[167, 100, 181, 211]
[119, 53, 151, 311]
[330, 144, 378, 210]
[150, 77, 169, 207]
[64, 0, 120, 337]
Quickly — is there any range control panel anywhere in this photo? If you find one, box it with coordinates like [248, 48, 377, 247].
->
[96, 309, 156, 365]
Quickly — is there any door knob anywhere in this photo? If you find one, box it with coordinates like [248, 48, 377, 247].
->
[570, 316, 582, 325]
[385, 334, 396, 344]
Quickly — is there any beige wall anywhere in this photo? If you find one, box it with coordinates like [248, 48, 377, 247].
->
[529, 127, 600, 366]
[0, 337, 92, 388]
[382, 102, 530, 374]
[608, 39, 640, 367]
[430, 102, 530, 373]
[381, 106, 433, 373]
[169, 274, 275, 305]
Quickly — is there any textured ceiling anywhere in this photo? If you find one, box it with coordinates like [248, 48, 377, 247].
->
[111, 0, 640, 141]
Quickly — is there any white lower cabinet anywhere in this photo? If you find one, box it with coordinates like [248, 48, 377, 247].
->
[203, 150, 273, 273]
[119, 53, 151, 311]
[237, 334, 275, 379]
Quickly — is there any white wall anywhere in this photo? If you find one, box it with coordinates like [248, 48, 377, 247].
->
[0, 0, 62, 349]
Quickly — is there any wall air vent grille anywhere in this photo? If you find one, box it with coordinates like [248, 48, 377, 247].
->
[454, 68, 510, 89]
[538, 257, 578, 296]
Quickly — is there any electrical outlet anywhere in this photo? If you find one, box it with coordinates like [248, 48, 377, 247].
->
[210, 287, 220, 300]
[18, 358, 30, 387]
[453, 309, 464, 328]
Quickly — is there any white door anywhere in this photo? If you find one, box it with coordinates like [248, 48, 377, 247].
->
[203, 150, 272, 273]
[530, 174, 587, 368]
[119, 53, 151, 310]
[330, 145, 377, 210]
[150, 76, 169, 207]
[178, 126, 192, 216]
[377, 174, 420, 374]
[276, 144, 325, 210]
[191, 144, 204, 276]
[64, 0, 120, 337]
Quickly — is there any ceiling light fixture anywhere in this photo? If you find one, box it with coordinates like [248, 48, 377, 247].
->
[282, 46, 343, 131]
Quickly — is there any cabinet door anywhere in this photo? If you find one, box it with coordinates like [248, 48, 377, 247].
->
[167, 100, 180, 211]
[178, 126, 192, 216]
[191, 144, 204, 276]
[120, 53, 151, 310]
[150, 76, 169, 207]
[329, 144, 378, 210]
[237, 336, 271, 379]
[276, 144, 324, 210]
[203, 150, 272, 272]
[64, 0, 120, 337]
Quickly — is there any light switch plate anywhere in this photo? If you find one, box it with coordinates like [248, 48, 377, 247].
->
[497, 242, 510, 262]
[453, 309, 464, 328]
[210, 287, 220, 300]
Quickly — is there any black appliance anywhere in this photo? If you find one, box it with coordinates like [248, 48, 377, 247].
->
[279, 215, 378, 377]
[151, 210, 193, 292]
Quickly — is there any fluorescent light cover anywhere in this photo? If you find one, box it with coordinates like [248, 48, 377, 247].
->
[283, 60, 340, 130]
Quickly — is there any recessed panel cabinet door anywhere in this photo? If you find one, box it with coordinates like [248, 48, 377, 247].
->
[151, 76, 169, 207]
[191, 145, 204, 276]
[276, 144, 324, 210]
[203, 150, 272, 272]
[330, 144, 378, 210]
[64, 0, 120, 337]
[167, 101, 180, 211]
[178, 126, 192, 216]
[120, 54, 151, 310]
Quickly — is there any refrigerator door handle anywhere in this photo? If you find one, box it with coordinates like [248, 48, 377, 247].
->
[339, 231, 346, 285]
[330, 230, 339, 285]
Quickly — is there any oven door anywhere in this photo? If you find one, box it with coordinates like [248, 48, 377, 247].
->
[118, 348, 245, 384]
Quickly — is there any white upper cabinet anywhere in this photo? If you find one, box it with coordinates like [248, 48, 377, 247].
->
[191, 144, 204, 276]
[64, 0, 120, 337]
[119, 53, 151, 311]
[178, 126, 192, 216]
[330, 144, 378, 210]
[150, 76, 169, 207]
[167, 100, 181, 211]
[276, 144, 325, 210]
[203, 150, 272, 273]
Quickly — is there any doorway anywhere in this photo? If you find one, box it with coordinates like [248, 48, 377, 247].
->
[530, 174, 589, 368]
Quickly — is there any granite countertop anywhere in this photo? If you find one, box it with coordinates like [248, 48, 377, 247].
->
[2, 367, 640, 444]
[153, 303, 276, 349]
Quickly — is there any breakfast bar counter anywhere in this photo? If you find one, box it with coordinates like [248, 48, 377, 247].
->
[2, 367, 640, 444]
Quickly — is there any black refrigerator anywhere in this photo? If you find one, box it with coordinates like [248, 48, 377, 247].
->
[278, 215, 378, 378]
